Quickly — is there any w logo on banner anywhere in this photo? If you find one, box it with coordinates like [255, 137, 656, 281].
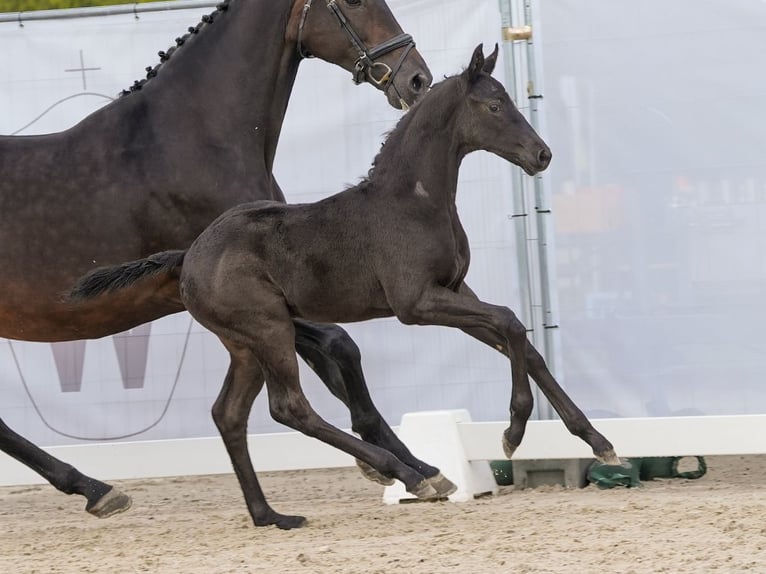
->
[51, 324, 152, 392]
[2, 314, 218, 442]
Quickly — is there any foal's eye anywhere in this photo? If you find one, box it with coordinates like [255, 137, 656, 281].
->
[345, 0, 362, 6]
[488, 103, 501, 113]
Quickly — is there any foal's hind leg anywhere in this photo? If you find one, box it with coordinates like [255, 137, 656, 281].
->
[455, 284, 618, 463]
[293, 320, 455, 496]
[246, 313, 437, 501]
[0, 417, 131, 517]
[211, 348, 305, 530]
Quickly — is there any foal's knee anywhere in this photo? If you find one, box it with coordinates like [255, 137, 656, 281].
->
[498, 308, 527, 354]
[526, 345, 548, 373]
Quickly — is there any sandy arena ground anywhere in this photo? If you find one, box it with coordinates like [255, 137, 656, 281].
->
[1, 455, 764, 573]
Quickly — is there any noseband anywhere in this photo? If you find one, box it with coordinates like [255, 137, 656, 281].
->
[297, 0, 416, 93]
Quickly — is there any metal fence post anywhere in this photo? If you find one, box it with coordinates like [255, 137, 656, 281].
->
[499, 0, 560, 419]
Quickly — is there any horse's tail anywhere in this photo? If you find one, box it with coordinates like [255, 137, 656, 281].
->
[69, 250, 186, 302]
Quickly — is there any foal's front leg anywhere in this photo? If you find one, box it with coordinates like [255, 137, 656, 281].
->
[393, 285, 536, 457]
[455, 283, 619, 464]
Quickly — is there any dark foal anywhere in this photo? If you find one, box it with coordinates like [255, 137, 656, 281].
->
[1, 0, 435, 517]
[72, 45, 620, 528]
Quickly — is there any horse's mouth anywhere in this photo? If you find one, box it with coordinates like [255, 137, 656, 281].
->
[522, 164, 540, 176]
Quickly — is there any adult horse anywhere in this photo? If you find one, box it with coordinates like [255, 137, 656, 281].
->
[72, 45, 621, 529]
[0, 0, 435, 518]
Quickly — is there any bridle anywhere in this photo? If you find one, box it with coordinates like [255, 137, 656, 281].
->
[297, 0, 416, 96]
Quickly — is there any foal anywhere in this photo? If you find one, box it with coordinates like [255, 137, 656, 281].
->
[72, 45, 619, 528]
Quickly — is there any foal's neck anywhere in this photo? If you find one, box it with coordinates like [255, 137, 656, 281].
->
[370, 82, 464, 204]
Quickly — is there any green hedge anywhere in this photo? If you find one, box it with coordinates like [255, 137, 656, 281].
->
[1, 0, 163, 12]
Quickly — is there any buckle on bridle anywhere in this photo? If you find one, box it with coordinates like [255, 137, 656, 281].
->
[299, 0, 416, 93]
[354, 60, 392, 87]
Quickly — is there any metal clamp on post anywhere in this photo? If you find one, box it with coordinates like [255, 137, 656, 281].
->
[502, 25, 532, 41]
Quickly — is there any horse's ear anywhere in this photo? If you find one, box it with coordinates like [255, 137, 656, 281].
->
[483, 43, 499, 76]
[467, 44, 485, 84]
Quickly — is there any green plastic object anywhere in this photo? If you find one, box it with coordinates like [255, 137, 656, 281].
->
[489, 460, 514, 486]
[639, 456, 707, 480]
[587, 459, 641, 489]
[588, 456, 707, 489]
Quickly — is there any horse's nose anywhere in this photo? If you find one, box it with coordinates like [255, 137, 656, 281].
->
[410, 71, 431, 95]
[537, 147, 552, 168]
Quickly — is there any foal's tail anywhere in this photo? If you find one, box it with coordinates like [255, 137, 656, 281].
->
[69, 250, 186, 302]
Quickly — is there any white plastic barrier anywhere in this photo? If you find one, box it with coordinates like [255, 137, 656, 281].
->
[3, 412, 764, 488]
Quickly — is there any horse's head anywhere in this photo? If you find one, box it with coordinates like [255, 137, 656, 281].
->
[293, 0, 432, 109]
[457, 44, 552, 176]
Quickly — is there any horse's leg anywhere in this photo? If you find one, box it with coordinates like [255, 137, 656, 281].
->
[455, 283, 618, 463]
[394, 285, 533, 462]
[246, 312, 438, 501]
[0, 417, 131, 517]
[211, 347, 306, 530]
[293, 319, 455, 496]
[394, 285, 537, 459]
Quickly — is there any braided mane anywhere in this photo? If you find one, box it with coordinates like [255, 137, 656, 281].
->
[119, 0, 231, 96]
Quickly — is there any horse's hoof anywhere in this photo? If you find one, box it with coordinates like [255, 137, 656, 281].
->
[274, 514, 308, 530]
[426, 472, 458, 498]
[85, 487, 132, 518]
[502, 434, 517, 459]
[255, 513, 308, 530]
[596, 449, 622, 466]
[355, 458, 395, 486]
[408, 479, 439, 500]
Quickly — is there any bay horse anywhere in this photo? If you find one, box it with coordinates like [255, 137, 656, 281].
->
[0, 0, 435, 518]
[72, 45, 621, 529]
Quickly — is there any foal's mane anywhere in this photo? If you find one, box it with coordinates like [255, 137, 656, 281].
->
[119, 0, 231, 97]
[365, 72, 466, 183]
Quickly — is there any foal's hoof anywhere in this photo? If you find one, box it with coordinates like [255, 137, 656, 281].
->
[86, 487, 132, 518]
[426, 472, 458, 498]
[502, 432, 517, 459]
[255, 512, 308, 530]
[355, 458, 395, 486]
[595, 449, 622, 466]
[408, 479, 439, 500]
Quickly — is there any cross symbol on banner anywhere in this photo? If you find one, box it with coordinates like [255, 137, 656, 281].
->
[65, 49, 101, 90]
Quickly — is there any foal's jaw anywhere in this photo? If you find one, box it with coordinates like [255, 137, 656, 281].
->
[490, 145, 552, 176]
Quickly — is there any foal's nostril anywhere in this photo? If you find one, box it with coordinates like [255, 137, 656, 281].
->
[537, 148, 552, 165]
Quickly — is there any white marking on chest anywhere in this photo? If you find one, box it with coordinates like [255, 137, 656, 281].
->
[414, 181, 430, 198]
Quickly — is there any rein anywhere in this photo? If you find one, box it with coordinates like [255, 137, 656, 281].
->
[297, 0, 415, 95]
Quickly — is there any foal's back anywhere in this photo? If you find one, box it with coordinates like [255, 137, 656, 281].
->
[181, 193, 402, 326]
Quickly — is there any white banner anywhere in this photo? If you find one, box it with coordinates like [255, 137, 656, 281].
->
[0, 0, 519, 446]
[2, 0, 763, 451]
[540, 0, 766, 417]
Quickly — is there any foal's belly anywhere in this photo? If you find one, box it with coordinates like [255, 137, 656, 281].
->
[285, 281, 395, 325]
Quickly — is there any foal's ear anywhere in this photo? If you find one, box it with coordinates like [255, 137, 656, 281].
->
[483, 43, 499, 75]
[467, 44, 485, 84]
